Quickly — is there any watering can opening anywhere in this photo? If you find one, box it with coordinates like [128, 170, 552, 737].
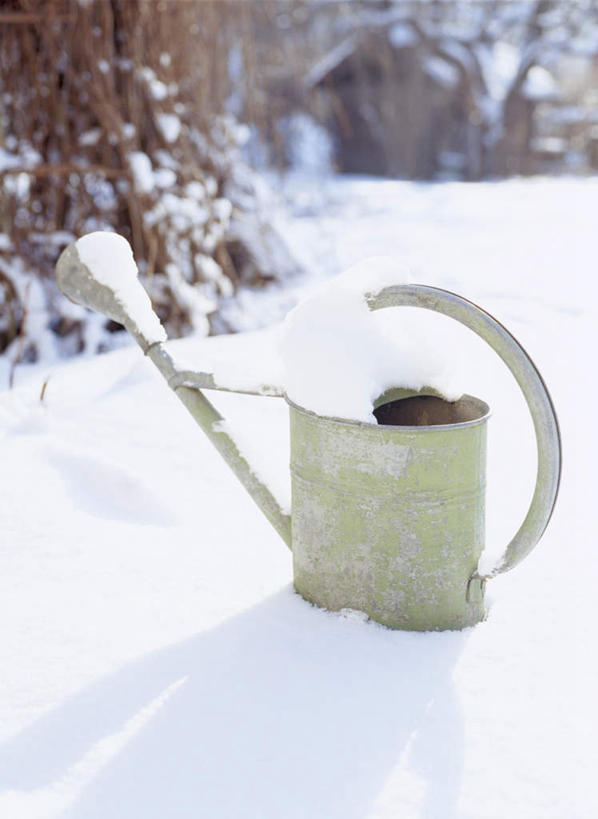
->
[373, 394, 490, 428]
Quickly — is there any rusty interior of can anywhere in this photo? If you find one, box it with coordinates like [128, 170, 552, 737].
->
[373, 394, 487, 427]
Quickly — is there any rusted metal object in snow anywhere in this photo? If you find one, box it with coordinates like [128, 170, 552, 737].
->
[56, 243, 561, 631]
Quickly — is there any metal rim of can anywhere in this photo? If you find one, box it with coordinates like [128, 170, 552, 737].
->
[285, 393, 491, 432]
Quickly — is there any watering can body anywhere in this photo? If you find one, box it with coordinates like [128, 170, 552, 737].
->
[55, 240, 561, 632]
[290, 395, 488, 630]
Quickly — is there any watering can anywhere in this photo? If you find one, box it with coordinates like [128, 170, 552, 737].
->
[55, 243, 561, 631]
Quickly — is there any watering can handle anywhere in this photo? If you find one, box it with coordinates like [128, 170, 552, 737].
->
[367, 284, 561, 580]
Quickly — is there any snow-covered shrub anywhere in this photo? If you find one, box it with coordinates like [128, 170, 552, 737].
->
[0, 0, 299, 369]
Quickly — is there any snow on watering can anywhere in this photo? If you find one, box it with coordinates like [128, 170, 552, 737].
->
[56, 234, 561, 632]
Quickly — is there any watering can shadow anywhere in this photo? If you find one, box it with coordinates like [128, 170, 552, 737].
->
[55, 243, 561, 632]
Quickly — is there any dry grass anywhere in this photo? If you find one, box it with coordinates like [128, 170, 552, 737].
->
[0, 0, 277, 357]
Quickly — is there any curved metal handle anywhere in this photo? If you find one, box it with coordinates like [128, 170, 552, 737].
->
[367, 283, 561, 579]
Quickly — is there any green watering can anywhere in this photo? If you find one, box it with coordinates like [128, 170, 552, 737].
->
[56, 242, 561, 632]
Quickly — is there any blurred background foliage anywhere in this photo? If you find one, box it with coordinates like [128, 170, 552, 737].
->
[1, 0, 597, 374]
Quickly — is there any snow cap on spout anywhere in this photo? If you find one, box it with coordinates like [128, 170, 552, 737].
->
[56, 232, 166, 350]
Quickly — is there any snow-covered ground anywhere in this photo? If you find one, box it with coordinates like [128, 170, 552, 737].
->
[1, 176, 597, 818]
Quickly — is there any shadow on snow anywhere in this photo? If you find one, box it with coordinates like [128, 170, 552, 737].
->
[0, 588, 469, 819]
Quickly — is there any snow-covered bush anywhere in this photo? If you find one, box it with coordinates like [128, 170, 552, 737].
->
[0, 0, 299, 373]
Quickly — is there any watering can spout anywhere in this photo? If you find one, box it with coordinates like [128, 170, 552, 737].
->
[55, 241, 166, 353]
[55, 240, 292, 547]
